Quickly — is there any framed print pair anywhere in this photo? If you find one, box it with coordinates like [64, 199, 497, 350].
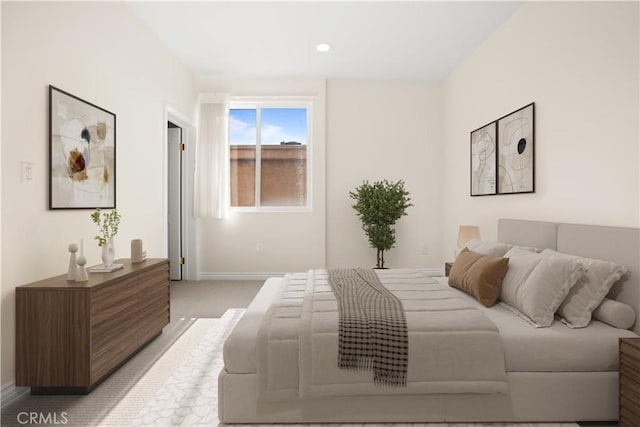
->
[470, 102, 534, 196]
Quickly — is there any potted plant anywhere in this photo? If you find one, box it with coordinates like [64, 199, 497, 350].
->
[91, 208, 121, 267]
[349, 180, 412, 269]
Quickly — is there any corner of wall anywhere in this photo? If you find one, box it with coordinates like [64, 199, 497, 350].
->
[440, 1, 639, 257]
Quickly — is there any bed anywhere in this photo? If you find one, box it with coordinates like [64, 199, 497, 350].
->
[218, 219, 640, 423]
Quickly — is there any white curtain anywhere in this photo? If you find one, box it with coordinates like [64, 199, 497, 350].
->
[194, 94, 230, 219]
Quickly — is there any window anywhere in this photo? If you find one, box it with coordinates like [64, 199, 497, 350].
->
[229, 102, 310, 209]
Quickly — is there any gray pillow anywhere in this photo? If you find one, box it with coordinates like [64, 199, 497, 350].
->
[556, 251, 628, 328]
[500, 247, 584, 327]
[466, 239, 512, 257]
[592, 298, 636, 330]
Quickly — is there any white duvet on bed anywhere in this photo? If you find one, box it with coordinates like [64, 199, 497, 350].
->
[255, 269, 509, 402]
[432, 277, 639, 372]
[224, 274, 637, 379]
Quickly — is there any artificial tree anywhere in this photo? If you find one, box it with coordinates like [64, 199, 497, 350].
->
[349, 179, 412, 268]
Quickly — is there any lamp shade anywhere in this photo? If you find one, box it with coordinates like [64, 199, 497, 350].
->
[457, 225, 480, 248]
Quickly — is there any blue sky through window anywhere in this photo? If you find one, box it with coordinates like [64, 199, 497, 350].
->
[230, 108, 307, 145]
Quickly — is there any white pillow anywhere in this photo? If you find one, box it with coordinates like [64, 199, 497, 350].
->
[466, 239, 512, 257]
[500, 247, 584, 327]
[592, 298, 636, 330]
[500, 247, 542, 305]
[556, 253, 628, 328]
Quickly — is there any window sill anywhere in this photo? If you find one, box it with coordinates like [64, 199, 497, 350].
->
[230, 206, 312, 214]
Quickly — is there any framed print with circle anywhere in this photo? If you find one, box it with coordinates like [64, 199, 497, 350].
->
[497, 103, 534, 194]
[470, 121, 497, 196]
[49, 85, 116, 209]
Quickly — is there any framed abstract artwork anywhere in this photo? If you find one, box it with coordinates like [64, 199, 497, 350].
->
[49, 85, 116, 209]
[470, 121, 497, 196]
[497, 103, 535, 194]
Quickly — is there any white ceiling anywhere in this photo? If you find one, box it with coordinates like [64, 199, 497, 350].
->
[127, 1, 523, 81]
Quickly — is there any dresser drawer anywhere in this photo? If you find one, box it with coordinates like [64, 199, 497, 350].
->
[621, 342, 640, 368]
[138, 264, 169, 290]
[91, 327, 140, 384]
[92, 294, 138, 327]
[139, 308, 169, 345]
[92, 276, 137, 316]
[620, 337, 640, 427]
[139, 284, 169, 309]
[92, 307, 138, 355]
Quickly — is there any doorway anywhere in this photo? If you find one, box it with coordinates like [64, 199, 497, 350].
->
[165, 106, 197, 281]
[167, 121, 183, 280]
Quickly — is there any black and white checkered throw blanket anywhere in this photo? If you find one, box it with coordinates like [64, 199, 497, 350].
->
[327, 268, 408, 387]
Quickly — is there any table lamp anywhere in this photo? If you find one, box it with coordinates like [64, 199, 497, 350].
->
[456, 225, 480, 257]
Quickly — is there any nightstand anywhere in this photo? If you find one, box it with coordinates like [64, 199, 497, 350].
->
[619, 337, 640, 426]
[445, 262, 453, 277]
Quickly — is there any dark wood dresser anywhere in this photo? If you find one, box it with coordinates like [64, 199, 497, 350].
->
[16, 258, 170, 394]
[619, 337, 640, 426]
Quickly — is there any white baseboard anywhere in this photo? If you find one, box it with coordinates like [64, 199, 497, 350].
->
[198, 272, 288, 281]
[199, 268, 445, 281]
[1, 382, 29, 409]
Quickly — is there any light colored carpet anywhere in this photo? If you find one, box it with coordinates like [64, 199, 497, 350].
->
[170, 280, 264, 321]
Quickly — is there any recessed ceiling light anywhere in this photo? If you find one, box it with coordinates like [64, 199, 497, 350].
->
[316, 43, 331, 53]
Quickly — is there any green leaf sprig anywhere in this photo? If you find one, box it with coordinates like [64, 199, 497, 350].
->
[91, 209, 121, 247]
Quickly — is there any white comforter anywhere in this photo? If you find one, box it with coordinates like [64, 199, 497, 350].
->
[257, 269, 508, 402]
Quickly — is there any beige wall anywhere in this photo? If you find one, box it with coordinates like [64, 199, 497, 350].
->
[196, 79, 326, 276]
[197, 79, 443, 275]
[441, 1, 639, 260]
[326, 80, 443, 269]
[1, 1, 198, 391]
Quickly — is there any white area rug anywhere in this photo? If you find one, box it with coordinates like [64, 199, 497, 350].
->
[103, 309, 578, 427]
[100, 310, 244, 426]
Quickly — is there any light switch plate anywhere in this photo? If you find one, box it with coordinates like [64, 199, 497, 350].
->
[21, 161, 34, 183]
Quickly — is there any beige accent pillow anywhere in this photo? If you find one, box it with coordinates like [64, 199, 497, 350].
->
[555, 250, 629, 328]
[500, 247, 584, 327]
[448, 248, 510, 307]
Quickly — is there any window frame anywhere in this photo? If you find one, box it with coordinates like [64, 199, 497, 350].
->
[229, 96, 313, 213]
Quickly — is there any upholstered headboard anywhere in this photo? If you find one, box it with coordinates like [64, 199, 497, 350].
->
[498, 218, 640, 335]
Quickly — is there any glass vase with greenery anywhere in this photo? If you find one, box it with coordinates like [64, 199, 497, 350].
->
[91, 208, 121, 247]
